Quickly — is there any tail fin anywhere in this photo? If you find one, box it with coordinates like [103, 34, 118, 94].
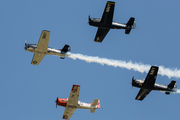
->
[168, 80, 176, 89]
[125, 17, 135, 34]
[61, 44, 70, 53]
[90, 99, 100, 113]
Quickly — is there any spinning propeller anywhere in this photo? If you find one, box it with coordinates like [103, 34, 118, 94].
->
[55, 97, 58, 109]
[25, 40, 27, 46]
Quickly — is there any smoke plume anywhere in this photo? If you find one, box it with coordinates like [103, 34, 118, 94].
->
[68, 53, 180, 79]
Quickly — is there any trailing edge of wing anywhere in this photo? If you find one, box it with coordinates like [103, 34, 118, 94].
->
[135, 88, 152, 101]
[94, 28, 110, 42]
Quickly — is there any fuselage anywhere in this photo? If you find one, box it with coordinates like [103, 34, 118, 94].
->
[88, 18, 129, 29]
[132, 79, 177, 93]
[24, 44, 70, 57]
[57, 98, 100, 109]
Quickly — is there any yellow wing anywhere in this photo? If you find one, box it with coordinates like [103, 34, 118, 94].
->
[62, 106, 76, 119]
[36, 30, 50, 52]
[31, 53, 45, 65]
[67, 85, 80, 106]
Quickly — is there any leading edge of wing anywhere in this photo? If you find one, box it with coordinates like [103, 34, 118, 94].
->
[94, 28, 110, 42]
[135, 88, 152, 101]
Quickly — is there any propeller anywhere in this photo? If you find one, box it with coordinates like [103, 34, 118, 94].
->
[25, 40, 27, 46]
[55, 97, 58, 109]
[87, 14, 91, 23]
[130, 76, 134, 88]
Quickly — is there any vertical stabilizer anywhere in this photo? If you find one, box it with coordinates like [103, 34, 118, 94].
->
[61, 44, 70, 53]
[168, 80, 176, 89]
[125, 17, 135, 34]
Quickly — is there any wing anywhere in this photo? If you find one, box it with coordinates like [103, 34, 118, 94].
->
[135, 88, 152, 101]
[67, 85, 80, 106]
[31, 53, 45, 65]
[100, 1, 115, 25]
[36, 30, 50, 51]
[142, 66, 159, 88]
[94, 28, 110, 42]
[62, 106, 76, 119]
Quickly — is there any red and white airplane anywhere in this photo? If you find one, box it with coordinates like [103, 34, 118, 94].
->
[55, 85, 100, 119]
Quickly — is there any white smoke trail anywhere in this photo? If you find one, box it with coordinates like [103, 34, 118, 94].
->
[175, 89, 180, 94]
[68, 53, 180, 79]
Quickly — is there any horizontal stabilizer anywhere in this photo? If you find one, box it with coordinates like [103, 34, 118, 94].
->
[90, 108, 96, 113]
[125, 29, 131, 34]
[168, 80, 176, 89]
[90, 99, 100, 113]
[61, 45, 70, 53]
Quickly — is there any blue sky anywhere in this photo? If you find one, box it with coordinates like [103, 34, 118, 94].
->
[1, 0, 180, 120]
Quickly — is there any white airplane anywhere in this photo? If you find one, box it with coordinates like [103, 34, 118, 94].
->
[55, 84, 101, 119]
[24, 30, 71, 65]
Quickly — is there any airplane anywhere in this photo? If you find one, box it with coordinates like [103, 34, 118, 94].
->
[24, 30, 71, 65]
[55, 84, 100, 119]
[88, 1, 137, 43]
[131, 66, 177, 101]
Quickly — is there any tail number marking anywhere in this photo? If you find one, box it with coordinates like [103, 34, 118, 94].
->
[106, 4, 111, 12]
[150, 68, 155, 75]
[42, 32, 47, 39]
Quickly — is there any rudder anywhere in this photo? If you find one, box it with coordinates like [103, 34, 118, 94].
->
[168, 80, 176, 89]
[125, 17, 135, 34]
[61, 44, 70, 53]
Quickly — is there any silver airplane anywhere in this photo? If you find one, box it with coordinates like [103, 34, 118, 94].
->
[24, 30, 71, 65]
[131, 66, 177, 101]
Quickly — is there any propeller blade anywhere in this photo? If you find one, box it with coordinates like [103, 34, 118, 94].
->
[55, 97, 58, 109]
[25, 40, 27, 46]
[131, 76, 134, 88]
[87, 14, 91, 23]
[132, 76, 134, 81]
